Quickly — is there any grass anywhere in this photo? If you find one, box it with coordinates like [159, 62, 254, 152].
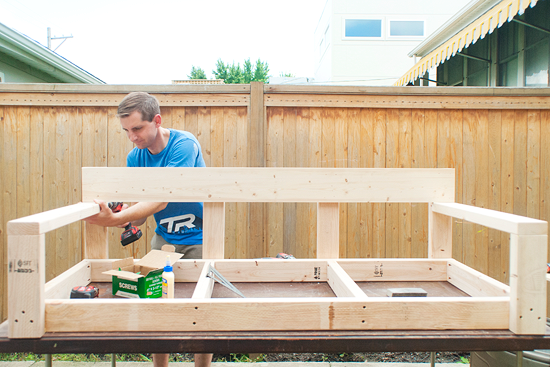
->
[0, 353, 267, 363]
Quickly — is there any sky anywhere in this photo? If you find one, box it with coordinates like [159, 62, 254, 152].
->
[1, 0, 327, 84]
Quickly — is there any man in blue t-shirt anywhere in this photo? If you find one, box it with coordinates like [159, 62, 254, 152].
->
[85, 92, 211, 367]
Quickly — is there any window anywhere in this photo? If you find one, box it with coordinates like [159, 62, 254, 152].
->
[345, 19, 382, 38]
[389, 20, 424, 37]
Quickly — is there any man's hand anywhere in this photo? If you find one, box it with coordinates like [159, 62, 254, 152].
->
[84, 200, 125, 227]
[84, 200, 168, 228]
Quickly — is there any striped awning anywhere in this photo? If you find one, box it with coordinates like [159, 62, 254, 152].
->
[394, 0, 539, 86]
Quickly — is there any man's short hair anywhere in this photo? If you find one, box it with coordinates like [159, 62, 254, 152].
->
[117, 92, 160, 122]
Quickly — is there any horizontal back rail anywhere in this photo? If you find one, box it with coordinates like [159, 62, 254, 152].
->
[82, 167, 455, 203]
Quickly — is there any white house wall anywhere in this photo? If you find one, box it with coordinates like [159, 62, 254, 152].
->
[314, 0, 471, 86]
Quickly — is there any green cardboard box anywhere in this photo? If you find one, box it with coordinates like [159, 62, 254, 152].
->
[103, 249, 183, 298]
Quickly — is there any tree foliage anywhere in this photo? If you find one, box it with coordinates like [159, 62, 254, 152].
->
[212, 58, 270, 84]
[188, 66, 207, 79]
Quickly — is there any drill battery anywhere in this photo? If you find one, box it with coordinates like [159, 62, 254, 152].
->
[108, 202, 143, 246]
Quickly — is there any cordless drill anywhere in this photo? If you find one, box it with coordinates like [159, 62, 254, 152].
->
[108, 202, 143, 246]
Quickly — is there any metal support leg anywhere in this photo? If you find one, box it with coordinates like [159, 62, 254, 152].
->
[111, 353, 116, 367]
[45, 354, 52, 367]
[430, 352, 435, 367]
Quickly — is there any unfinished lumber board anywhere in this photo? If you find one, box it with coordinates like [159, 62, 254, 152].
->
[317, 203, 340, 258]
[44, 297, 509, 332]
[212, 259, 328, 282]
[431, 202, 547, 235]
[7, 202, 99, 235]
[327, 261, 367, 298]
[84, 223, 108, 259]
[45, 260, 91, 299]
[336, 259, 448, 282]
[8, 234, 45, 338]
[203, 202, 225, 259]
[428, 206, 452, 258]
[509, 234, 547, 334]
[446, 259, 510, 297]
[81, 167, 456, 203]
[192, 261, 215, 299]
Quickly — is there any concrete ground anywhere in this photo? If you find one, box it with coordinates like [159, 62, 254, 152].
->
[0, 362, 469, 367]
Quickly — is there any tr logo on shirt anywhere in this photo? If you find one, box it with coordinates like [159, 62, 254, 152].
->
[160, 214, 197, 233]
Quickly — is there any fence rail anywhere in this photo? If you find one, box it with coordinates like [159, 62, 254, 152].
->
[1, 83, 549, 322]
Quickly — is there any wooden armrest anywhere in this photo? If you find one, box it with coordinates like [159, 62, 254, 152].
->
[7, 202, 100, 236]
[431, 202, 547, 235]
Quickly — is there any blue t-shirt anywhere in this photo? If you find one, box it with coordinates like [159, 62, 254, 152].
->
[126, 129, 205, 245]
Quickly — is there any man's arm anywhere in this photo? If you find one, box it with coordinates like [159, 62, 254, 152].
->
[84, 200, 168, 227]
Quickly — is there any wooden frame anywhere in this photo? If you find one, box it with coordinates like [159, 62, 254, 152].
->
[7, 168, 547, 339]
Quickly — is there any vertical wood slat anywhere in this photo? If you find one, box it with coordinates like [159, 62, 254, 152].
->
[0, 106, 7, 321]
[428, 206, 453, 258]
[509, 233, 547, 334]
[317, 203, 340, 259]
[203, 202, 225, 259]
[8, 234, 45, 338]
[488, 110, 502, 281]
[248, 83, 265, 259]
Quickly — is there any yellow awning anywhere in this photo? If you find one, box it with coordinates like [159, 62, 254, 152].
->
[394, 0, 539, 86]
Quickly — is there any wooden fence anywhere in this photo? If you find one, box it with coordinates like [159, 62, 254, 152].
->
[1, 83, 550, 322]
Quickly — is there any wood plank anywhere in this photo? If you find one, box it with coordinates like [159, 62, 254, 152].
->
[359, 108, 373, 258]
[42, 107, 57, 282]
[428, 208, 453, 259]
[317, 203, 339, 259]
[385, 109, 399, 258]
[213, 259, 328, 282]
[203, 203, 225, 260]
[474, 110, 490, 276]
[263, 93, 550, 109]
[283, 108, 297, 257]
[44, 297, 510, 332]
[296, 107, 310, 258]
[236, 107, 248, 258]
[84, 223, 108, 260]
[462, 110, 477, 269]
[223, 107, 238, 259]
[248, 85, 265, 258]
[514, 110, 528, 217]
[44, 260, 91, 299]
[308, 108, 323, 258]
[7, 203, 100, 235]
[526, 110, 540, 220]
[210, 107, 224, 168]
[337, 259, 448, 281]
[501, 110, 515, 284]
[398, 109, 412, 258]
[197, 106, 212, 167]
[372, 109, 386, 258]
[0, 93, 249, 107]
[326, 261, 368, 298]
[55, 108, 70, 276]
[446, 259, 510, 297]
[8, 234, 45, 338]
[334, 109, 348, 258]
[411, 109, 428, 259]
[191, 261, 215, 299]
[347, 108, 361, 258]
[83, 168, 457, 204]
[488, 110, 502, 281]
[509, 234, 547, 334]
[540, 110, 550, 317]
[266, 107, 284, 256]
[431, 202, 547, 235]
[16, 107, 31, 220]
[68, 107, 83, 269]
